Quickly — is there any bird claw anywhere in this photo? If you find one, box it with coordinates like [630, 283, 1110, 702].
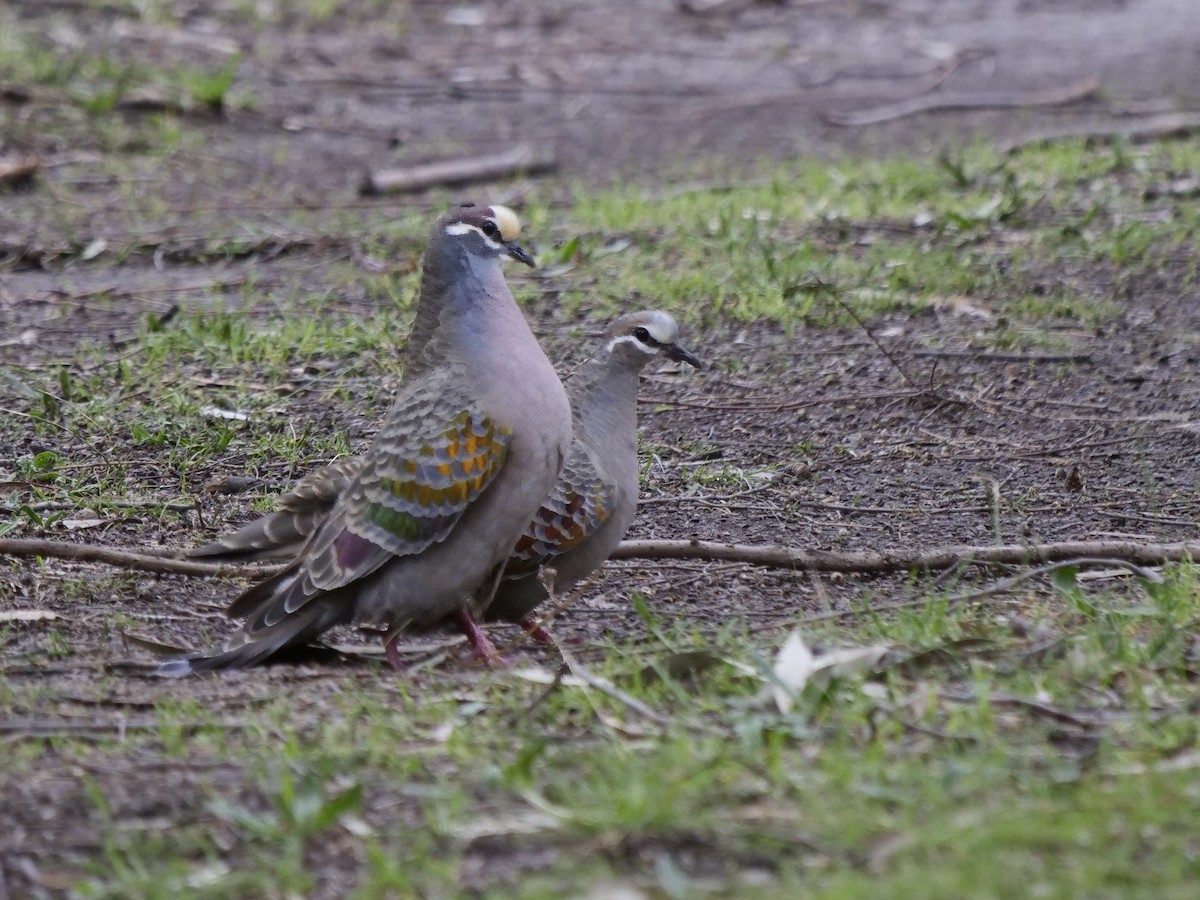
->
[454, 608, 510, 668]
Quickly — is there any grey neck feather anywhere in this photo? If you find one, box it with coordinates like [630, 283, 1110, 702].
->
[568, 350, 642, 455]
[405, 238, 518, 375]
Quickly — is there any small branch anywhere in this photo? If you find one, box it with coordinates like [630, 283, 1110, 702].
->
[910, 350, 1093, 364]
[946, 557, 1161, 610]
[941, 690, 1100, 729]
[0, 498, 196, 514]
[360, 144, 557, 196]
[826, 74, 1101, 127]
[611, 538, 1200, 572]
[795, 556, 1164, 624]
[0, 538, 277, 579]
[999, 111, 1200, 154]
[2, 537, 1196, 581]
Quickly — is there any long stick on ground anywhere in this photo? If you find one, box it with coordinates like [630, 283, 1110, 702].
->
[0, 539, 277, 579]
[360, 144, 557, 195]
[609, 538, 1200, 571]
[1, 537, 1197, 580]
[824, 74, 1101, 127]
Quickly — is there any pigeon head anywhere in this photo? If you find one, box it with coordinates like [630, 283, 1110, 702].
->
[604, 310, 702, 369]
[440, 202, 535, 267]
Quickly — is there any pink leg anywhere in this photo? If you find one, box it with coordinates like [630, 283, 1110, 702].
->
[384, 632, 406, 671]
[454, 608, 508, 667]
[518, 616, 559, 647]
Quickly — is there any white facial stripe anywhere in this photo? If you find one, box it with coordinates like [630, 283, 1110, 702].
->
[443, 221, 507, 251]
[606, 334, 655, 355]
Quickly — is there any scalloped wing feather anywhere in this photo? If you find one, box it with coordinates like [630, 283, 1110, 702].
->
[503, 448, 615, 579]
[230, 373, 513, 629]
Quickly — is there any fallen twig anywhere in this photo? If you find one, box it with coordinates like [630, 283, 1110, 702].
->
[2, 536, 1196, 580]
[911, 350, 1093, 364]
[611, 538, 1199, 572]
[1000, 111, 1200, 154]
[0, 538, 275, 579]
[945, 557, 1161, 609]
[825, 74, 1101, 127]
[941, 690, 1100, 729]
[361, 144, 557, 196]
[0, 498, 196, 514]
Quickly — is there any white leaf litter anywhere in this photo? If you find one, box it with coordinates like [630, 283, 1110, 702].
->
[200, 406, 250, 421]
[61, 509, 109, 530]
[769, 630, 890, 714]
[80, 238, 108, 260]
[0, 610, 62, 623]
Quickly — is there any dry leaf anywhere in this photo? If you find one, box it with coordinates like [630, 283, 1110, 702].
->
[0, 609, 61, 623]
[770, 630, 815, 713]
[0, 154, 41, 189]
[60, 509, 109, 530]
[201, 406, 250, 421]
[80, 238, 107, 261]
[769, 630, 890, 713]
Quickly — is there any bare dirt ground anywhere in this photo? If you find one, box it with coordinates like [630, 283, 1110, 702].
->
[2, 0, 1200, 894]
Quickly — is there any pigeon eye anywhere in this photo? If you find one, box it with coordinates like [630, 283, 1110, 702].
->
[632, 327, 652, 343]
[480, 220, 500, 239]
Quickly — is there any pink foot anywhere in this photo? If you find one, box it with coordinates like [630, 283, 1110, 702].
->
[518, 616, 559, 646]
[518, 616, 583, 648]
[454, 608, 510, 668]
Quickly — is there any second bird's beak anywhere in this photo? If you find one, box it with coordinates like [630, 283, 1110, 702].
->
[505, 242, 536, 268]
[666, 344, 703, 369]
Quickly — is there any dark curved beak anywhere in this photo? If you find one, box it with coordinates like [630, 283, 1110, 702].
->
[666, 343, 703, 370]
[505, 242, 536, 268]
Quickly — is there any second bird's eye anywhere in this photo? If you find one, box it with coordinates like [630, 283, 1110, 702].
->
[480, 220, 499, 238]
[632, 327, 651, 343]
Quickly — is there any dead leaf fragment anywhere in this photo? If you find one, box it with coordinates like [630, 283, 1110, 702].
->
[0, 609, 62, 623]
[200, 406, 250, 421]
[60, 509, 109, 530]
[770, 630, 815, 713]
[80, 238, 107, 261]
[769, 630, 890, 713]
[0, 154, 41, 189]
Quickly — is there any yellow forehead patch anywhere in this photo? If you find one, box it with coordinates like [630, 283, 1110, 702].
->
[488, 205, 521, 242]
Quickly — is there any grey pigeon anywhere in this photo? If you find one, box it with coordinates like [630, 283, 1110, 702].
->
[486, 311, 702, 640]
[189, 310, 701, 648]
[162, 203, 572, 674]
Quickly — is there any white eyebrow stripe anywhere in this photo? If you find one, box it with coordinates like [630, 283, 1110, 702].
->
[605, 334, 654, 354]
[443, 221, 507, 251]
